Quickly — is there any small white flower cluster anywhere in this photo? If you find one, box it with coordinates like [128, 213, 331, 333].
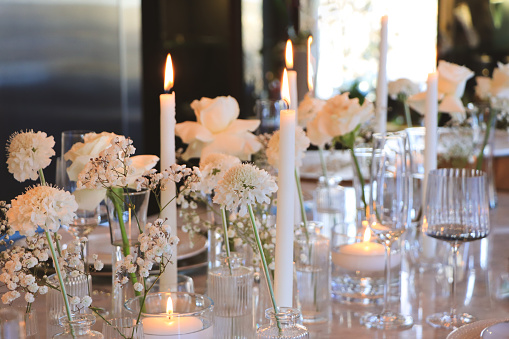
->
[179, 199, 202, 238]
[213, 163, 278, 217]
[0, 201, 15, 243]
[6, 130, 55, 183]
[7, 185, 78, 236]
[228, 209, 277, 269]
[135, 164, 201, 194]
[114, 219, 178, 288]
[0, 235, 51, 305]
[78, 136, 136, 190]
[69, 295, 93, 308]
[58, 238, 86, 278]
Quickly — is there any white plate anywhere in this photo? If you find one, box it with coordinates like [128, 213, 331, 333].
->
[447, 319, 509, 339]
[300, 150, 352, 180]
[481, 321, 509, 338]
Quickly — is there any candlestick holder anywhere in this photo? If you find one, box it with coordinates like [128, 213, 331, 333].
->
[125, 292, 214, 339]
[330, 222, 402, 305]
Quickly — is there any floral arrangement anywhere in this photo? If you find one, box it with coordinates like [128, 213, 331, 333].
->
[388, 78, 419, 127]
[408, 60, 474, 122]
[306, 92, 374, 211]
[175, 96, 262, 161]
[3, 130, 82, 330]
[212, 163, 280, 327]
[476, 62, 509, 131]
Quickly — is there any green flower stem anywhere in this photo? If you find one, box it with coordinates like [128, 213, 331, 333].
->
[247, 204, 281, 332]
[46, 230, 75, 337]
[221, 207, 233, 275]
[294, 168, 309, 241]
[318, 146, 328, 180]
[476, 109, 494, 171]
[350, 148, 367, 215]
[107, 188, 141, 297]
[403, 101, 412, 128]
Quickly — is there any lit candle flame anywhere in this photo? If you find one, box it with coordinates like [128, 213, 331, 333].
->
[307, 35, 313, 92]
[285, 39, 294, 70]
[363, 227, 371, 242]
[281, 68, 290, 107]
[166, 296, 173, 319]
[164, 53, 174, 93]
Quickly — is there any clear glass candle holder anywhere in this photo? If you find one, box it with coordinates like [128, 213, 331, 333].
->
[331, 222, 401, 305]
[145, 274, 195, 293]
[125, 292, 214, 339]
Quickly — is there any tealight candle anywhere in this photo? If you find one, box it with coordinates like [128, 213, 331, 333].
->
[332, 228, 400, 272]
[142, 296, 213, 339]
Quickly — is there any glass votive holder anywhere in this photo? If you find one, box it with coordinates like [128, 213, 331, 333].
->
[145, 274, 195, 293]
[331, 222, 402, 305]
[0, 308, 26, 339]
[125, 292, 214, 339]
[294, 225, 330, 323]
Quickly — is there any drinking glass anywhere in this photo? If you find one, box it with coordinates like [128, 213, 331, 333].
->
[423, 168, 490, 329]
[57, 130, 100, 273]
[360, 132, 413, 330]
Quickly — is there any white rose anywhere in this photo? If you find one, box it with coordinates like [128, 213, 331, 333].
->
[307, 93, 373, 147]
[297, 93, 325, 127]
[437, 60, 474, 113]
[66, 132, 159, 211]
[491, 62, 509, 99]
[266, 126, 310, 168]
[175, 96, 262, 160]
[64, 132, 119, 181]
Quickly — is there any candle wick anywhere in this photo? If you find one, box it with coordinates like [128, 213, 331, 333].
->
[165, 88, 174, 95]
[282, 99, 289, 109]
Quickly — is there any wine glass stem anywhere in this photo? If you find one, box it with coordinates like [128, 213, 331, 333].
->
[382, 242, 392, 314]
[450, 242, 460, 318]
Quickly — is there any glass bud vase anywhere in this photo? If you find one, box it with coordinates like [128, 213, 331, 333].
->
[294, 226, 330, 323]
[312, 176, 345, 238]
[257, 308, 309, 339]
[207, 252, 253, 317]
[208, 253, 254, 338]
[106, 188, 149, 316]
[52, 314, 103, 338]
[101, 317, 143, 339]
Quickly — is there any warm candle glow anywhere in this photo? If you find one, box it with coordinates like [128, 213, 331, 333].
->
[281, 68, 290, 106]
[285, 39, 294, 70]
[307, 35, 313, 92]
[166, 296, 173, 318]
[363, 228, 371, 242]
[164, 53, 174, 92]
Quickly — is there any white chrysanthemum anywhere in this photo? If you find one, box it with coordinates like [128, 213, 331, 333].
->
[199, 153, 241, 194]
[7, 185, 78, 236]
[6, 130, 55, 182]
[297, 93, 326, 127]
[213, 163, 278, 216]
[266, 126, 310, 169]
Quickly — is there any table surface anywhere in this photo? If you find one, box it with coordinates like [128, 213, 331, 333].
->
[9, 188, 509, 339]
